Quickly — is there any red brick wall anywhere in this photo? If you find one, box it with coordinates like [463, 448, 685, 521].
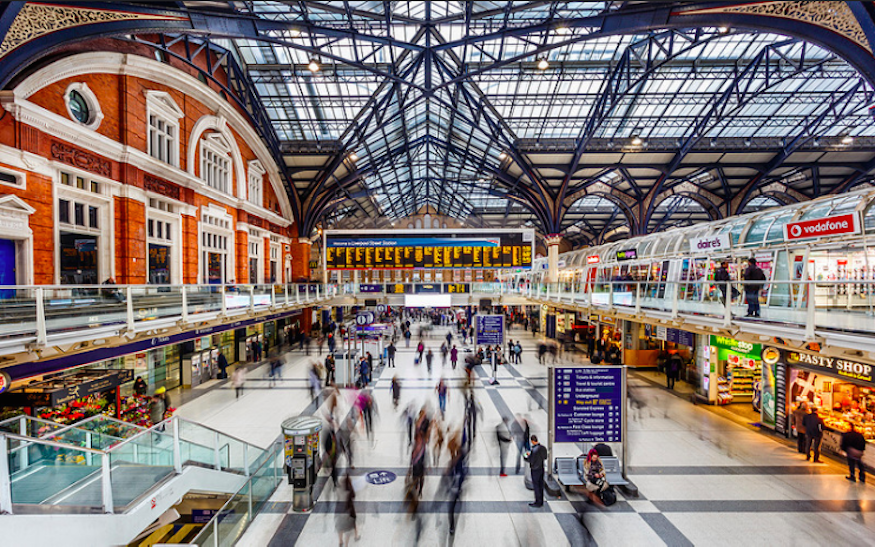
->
[114, 196, 146, 284]
[290, 241, 311, 281]
[6, 55, 292, 287]
[235, 230, 248, 284]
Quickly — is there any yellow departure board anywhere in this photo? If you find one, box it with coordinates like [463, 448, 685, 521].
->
[325, 230, 534, 270]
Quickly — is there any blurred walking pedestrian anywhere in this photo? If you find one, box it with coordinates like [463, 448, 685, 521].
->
[496, 417, 512, 477]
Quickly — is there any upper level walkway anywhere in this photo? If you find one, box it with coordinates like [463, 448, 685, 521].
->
[2, 278, 875, 380]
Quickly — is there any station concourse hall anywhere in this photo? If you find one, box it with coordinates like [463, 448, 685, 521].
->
[4, 2, 875, 546]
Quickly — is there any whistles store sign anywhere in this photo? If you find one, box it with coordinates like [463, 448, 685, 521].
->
[783, 213, 861, 241]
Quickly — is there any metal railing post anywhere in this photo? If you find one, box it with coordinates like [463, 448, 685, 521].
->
[244, 443, 250, 477]
[35, 287, 47, 346]
[723, 282, 732, 328]
[249, 286, 255, 314]
[306, 284, 310, 302]
[125, 286, 135, 333]
[296, 284, 301, 304]
[181, 286, 189, 324]
[0, 435, 12, 514]
[101, 454, 114, 514]
[316, 285, 321, 300]
[18, 417, 28, 470]
[284, 284, 289, 306]
[86, 432, 93, 467]
[172, 418, 182, 474]
[271, 285, 276, 309]
[670, 282, 679, 319]
[220, 285, 227, 317]
[214, 431, 222, 471]
[806, 282, 816, 340]
[635, 284, 641, 316]
[608, 282, 614, 312]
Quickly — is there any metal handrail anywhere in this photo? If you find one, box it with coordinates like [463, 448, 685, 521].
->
[0, 431, 104, 454]
[174, 415, 270, 451]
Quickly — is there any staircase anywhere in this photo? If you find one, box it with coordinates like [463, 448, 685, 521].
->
[0, 414, 283, 547]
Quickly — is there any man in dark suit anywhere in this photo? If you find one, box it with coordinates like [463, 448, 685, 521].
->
[525, 435, 548, 507]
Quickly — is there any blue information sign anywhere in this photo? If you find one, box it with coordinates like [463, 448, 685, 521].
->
[365, 470, 397, 485]
[554, 367, 623, 444]
[475, 315, 504, 345]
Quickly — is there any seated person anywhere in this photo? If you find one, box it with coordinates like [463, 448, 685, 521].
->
[583, 448, 608, 493]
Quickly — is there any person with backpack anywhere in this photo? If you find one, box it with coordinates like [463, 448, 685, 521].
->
[387, 342, 396, 368]
[416, 341, 425, 364]
[714, 261, 734, 305]
[742, 257, 766, 317]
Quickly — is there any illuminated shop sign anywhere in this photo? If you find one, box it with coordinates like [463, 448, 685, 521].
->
[689, 233, 731, 253]
[783, 213, 861, 242]
[787, 350, 874, 386]
[586, 255, 600, 264]
[616, 249, 637, 261]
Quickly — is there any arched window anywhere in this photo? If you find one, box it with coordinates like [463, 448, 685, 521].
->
[199, 133, 232, 194]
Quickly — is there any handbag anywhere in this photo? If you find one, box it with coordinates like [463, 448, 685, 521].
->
[848, 447, 864, 459]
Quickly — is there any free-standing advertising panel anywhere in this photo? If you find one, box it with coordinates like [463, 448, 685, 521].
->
[323, 229, 534, 270]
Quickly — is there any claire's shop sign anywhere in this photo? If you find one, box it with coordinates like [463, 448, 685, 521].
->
[689, 233, 731, 253]
[783, 213, 861, 242]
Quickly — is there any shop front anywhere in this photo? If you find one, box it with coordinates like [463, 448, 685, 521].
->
[627, 323, 695, 373]
[703, 336, 765, 423]
[774, 347, 875, 469]
[2, 368, 133, 425]
[182, 336, 219, 388]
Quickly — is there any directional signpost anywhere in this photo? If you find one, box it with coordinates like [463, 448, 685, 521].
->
[549, 365, 628, 480]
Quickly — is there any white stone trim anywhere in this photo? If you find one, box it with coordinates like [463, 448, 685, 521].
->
[0, 195, 34, 285]
[0, 97, 291, 227]
[145, 91, 182, 168]
[63, 82, 103, 131]
[6, 51, 293, 220]
[0, 164, 26, 191]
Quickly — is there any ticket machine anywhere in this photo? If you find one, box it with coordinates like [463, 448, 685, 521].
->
[281, 416, 323, 512]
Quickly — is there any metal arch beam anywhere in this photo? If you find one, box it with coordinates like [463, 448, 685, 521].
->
[731, 80, 873, 214]
[428, 45, 556, 231]
[554, 28, 728, 224]
[430, 2, 875, 89]
[562, 191, 639, 235]
[831, 154, 875, 194]
[0, 3, 193, 89]
[638, 39, 841, 233]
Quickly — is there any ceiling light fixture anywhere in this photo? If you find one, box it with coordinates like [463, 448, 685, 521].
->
[537, 58, 550, 70]
[498, 151, 508, 160]
[718, 26, 730, 34]
[842, 134, 854, 145]
[631, 135, 643, 146]
[308, 59, 320, 72]
[349, 151, 358, 161]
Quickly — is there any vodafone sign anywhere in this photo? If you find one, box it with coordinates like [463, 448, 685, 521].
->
[784, 213, 861, 241]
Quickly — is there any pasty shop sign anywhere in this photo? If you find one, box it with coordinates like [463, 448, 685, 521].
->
[786, 350, 874, 386]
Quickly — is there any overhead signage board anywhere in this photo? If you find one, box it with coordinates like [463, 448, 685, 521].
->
[358, 284, 383, 293]
[475, 315, 504, 345]
[710, 335, 761, 361]
[616, 248, 637, 261]
[783, 213, 861, 242]
[324, 229, 534, 270]
[689, 233, 731, 253]
[554, 366, 624, 443]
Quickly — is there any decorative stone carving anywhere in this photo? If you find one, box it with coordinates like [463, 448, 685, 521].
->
[50, 140, 111, 177]
[144, 174, 181, 201]
[247, 214, 264, 228]
[680, 1, 871, 53]
[0, 3, 186, 59]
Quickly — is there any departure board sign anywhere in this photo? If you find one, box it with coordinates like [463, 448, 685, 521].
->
[324, 229, 534, 270]
[554, 367, 624, 444]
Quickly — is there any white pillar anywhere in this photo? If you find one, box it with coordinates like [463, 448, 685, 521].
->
[545, 234, 562, 284]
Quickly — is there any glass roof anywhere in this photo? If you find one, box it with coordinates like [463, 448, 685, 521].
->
[211, 1, 875, 238]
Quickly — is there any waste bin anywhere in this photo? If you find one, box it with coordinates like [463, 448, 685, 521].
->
[282, 416, 323, 512]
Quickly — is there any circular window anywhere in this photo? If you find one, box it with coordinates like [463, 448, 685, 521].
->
[68, 90, 90, 124]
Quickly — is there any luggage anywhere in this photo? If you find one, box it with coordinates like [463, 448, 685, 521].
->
[599, 485, 617, 506]
[594, 443, 613, 457]
[545, 474, 562, 498]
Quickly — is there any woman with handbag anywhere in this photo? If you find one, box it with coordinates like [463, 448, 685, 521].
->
[841, 424, 867, 483]
[584, 448, 608, 494]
